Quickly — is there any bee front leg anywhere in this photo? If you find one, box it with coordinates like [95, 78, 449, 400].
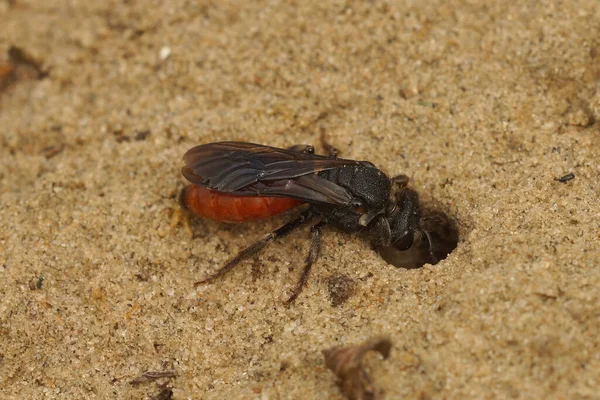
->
[368, 216, 392, 247]
[194, 210, 314, 287]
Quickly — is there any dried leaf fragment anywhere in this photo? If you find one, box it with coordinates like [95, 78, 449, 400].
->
[129, 370, 177, 385]
[322, 337, 392, 400]
[8, 45, 48, 78]
[152, 387, 173, 400]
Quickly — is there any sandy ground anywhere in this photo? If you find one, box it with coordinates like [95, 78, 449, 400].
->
[1, 0, 599, 399]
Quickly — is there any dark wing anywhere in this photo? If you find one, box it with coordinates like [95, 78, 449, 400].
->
[182, 141, 362, 205]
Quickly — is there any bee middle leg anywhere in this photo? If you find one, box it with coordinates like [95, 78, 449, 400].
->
[391, 174, 410, 187]
[285, 220, 326, 304]
[171, 185, 194, 238]
[194, 210, 314, 287]
[320, 130, 339, 158]
[288, 144, 315, 154]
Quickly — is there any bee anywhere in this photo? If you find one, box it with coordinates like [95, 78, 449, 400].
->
[180, 142, 436, 303]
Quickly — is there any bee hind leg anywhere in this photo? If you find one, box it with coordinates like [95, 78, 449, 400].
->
[171, 186, 194, 239]
[285, 220, 326, 304]
[194, 210, 314, 287]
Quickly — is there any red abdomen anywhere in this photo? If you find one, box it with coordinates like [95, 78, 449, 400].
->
[181, 185, 302, 223]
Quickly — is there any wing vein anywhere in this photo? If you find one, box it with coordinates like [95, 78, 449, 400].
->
[182, 142, 361, 205]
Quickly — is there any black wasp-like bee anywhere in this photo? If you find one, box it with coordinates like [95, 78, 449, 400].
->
[180, 141, 436, 303]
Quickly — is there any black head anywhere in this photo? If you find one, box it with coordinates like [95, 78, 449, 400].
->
[379, 188, 435, 264]
[375, 193, 460, 268]
[346, 164, 393, 227]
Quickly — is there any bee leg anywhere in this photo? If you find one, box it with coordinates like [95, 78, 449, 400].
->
[194, 210, 314, 287]
[171, 186, 194, 238]
[326, 145, 338, 158]
[288, 144, 315, 154]
[285, 220, 325, 304]
[423, 230, 437, 264]
[369, 217, 392, 247]
[319, 129, 339, 158]
[170, 208, 194, 239]
[391, 174, 410, 188]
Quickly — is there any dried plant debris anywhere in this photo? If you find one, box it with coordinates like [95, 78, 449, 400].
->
[555, 172, 575, 183]
[326, 273, 356, 307]
[322, 337, 392, 400]
[130, 370, 176, 399]
[8, 45, 48, 78]
[129, 370, 176, 385]
[135, 129, 151, 141]
[151, 387, 173, 400]
[0, 45, 48, 93]
[41, 144, 65, 159]
[28, 275, 44, 290]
